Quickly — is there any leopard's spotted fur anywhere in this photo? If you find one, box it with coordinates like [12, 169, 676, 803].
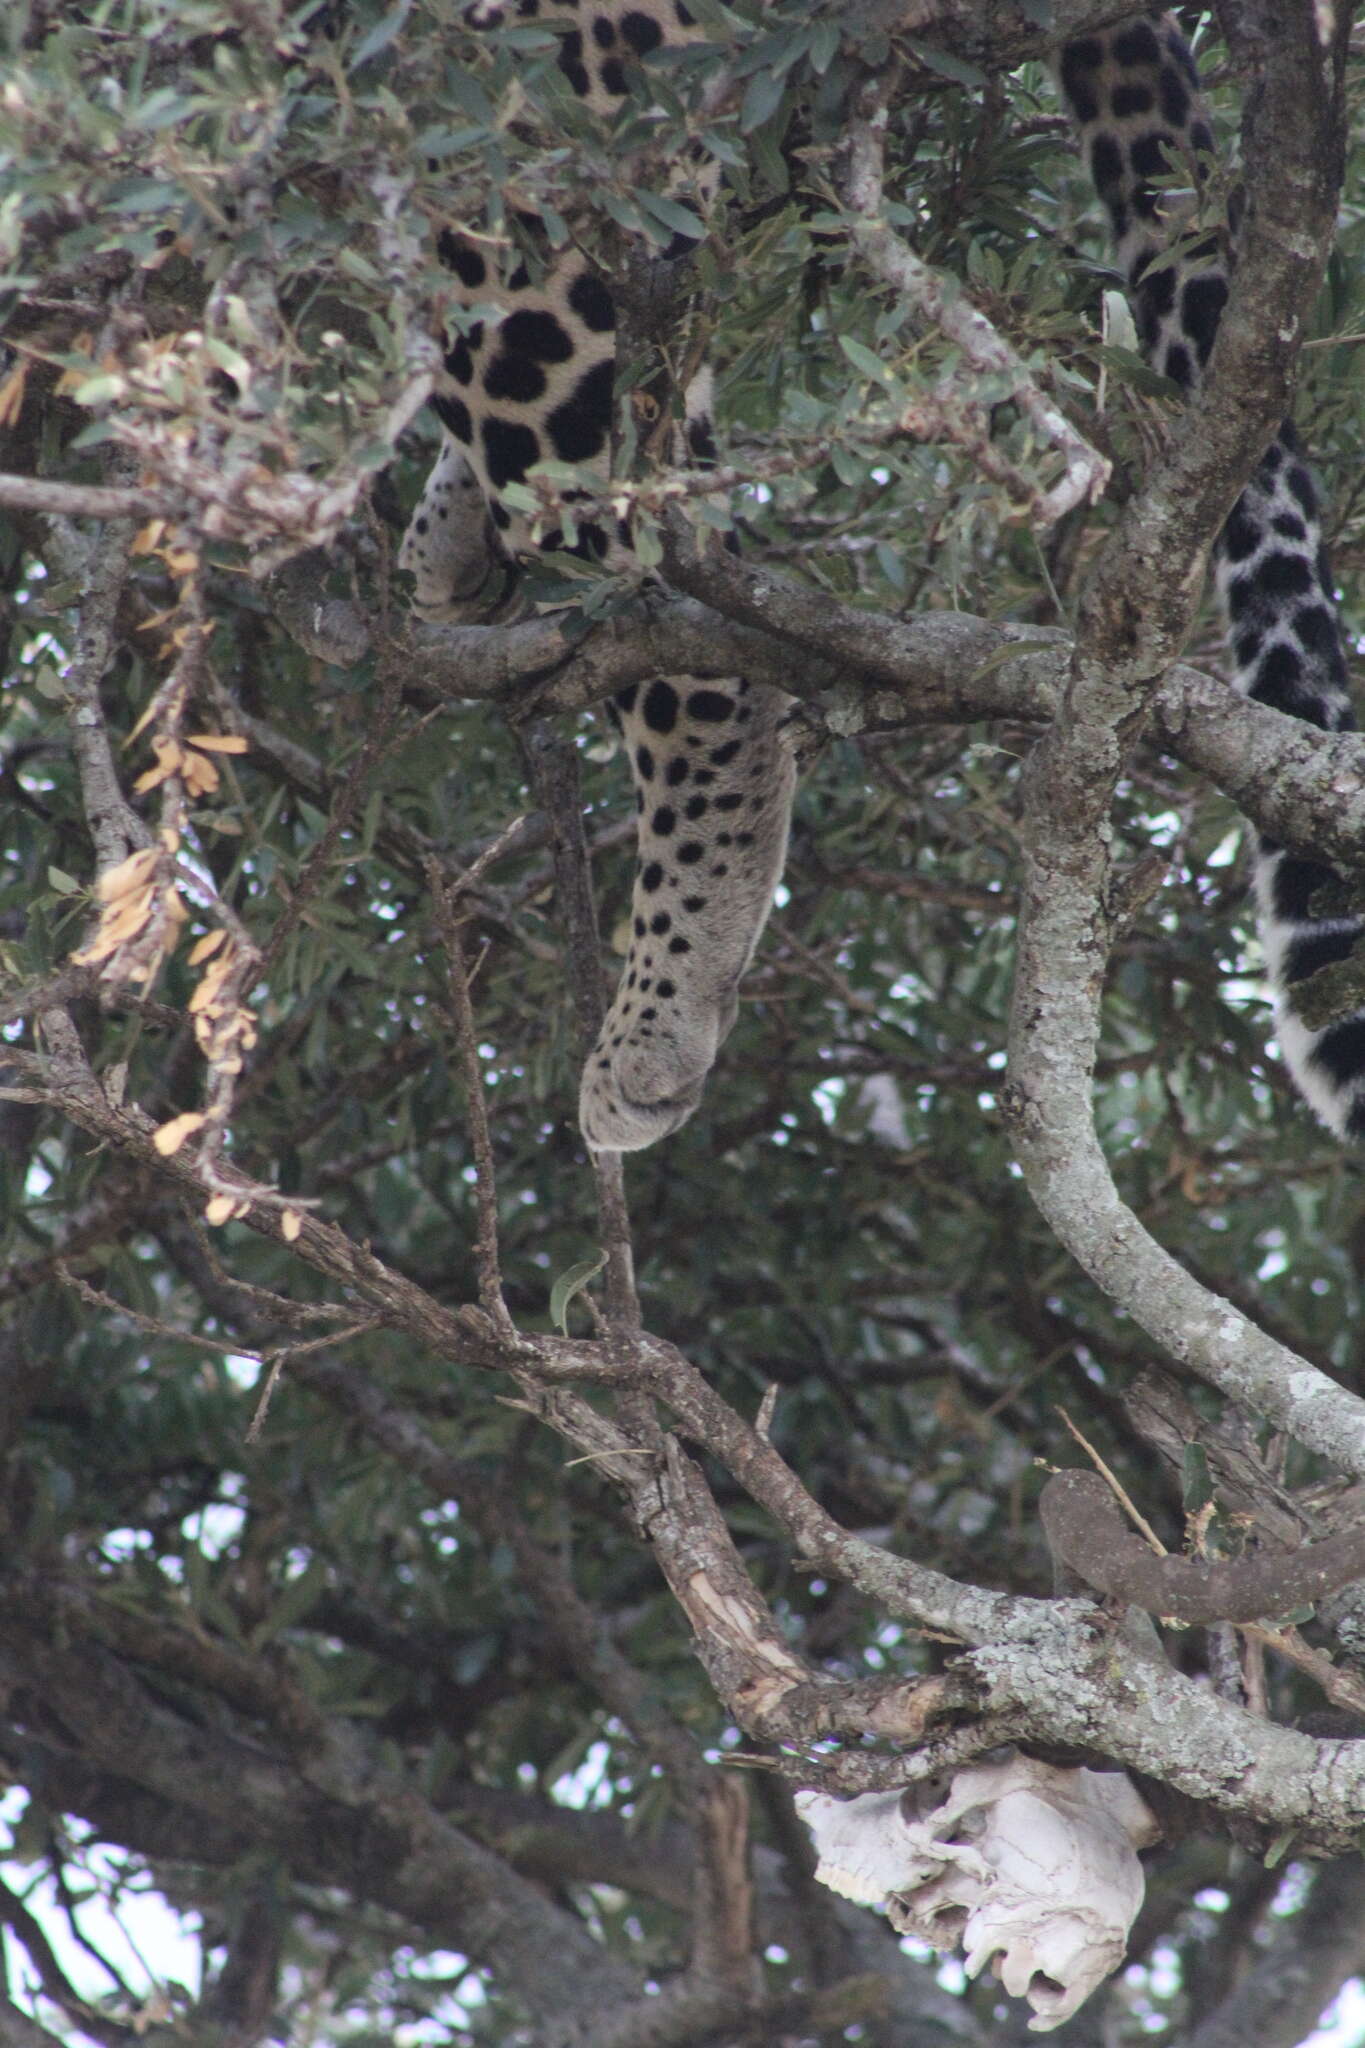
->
[403, 6, 1358, 1147]
[401, 0, 795, 1151]
[1058, 18, 1361, 1137]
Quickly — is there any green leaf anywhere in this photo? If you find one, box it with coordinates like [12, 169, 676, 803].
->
[740, 66, 785, 134]
[1263, 1830, 1295, 1869]
[838, 334, 893, 382]
[905, 40, 987, 89]
[810, 21, 840, 73]
[550, 1251, 608, 1334]
[634, 189, 705, 242]
[1181, 1443, 1215, 1514]
[350, 1, 412, 69]
[1095, 346, 1183, 400]
[46, 867, 81, 896]
[250, 1557, 328, 1649]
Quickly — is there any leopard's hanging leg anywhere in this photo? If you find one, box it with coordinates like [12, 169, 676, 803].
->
[578, 675, 795, 1151]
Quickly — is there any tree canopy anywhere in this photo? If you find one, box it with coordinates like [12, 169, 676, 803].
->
[2, 2, 1365, 2044]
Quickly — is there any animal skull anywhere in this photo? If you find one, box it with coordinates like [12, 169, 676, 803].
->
[797, 1756, 1159, 2032]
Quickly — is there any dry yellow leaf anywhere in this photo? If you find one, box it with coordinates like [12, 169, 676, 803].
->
[189, 954, 234, 1014]
[186, 733, 248, 754]
[125, 693, 164, 742]
[131, 520, 167, 555]
[135, 608, 177, 637]
[182, 750, 221, 797]
[205, 1194, 236, 1225]
[152, 1110, 206, 1156]
[281, 1209, 303, 1242]
[188, 929, 227, 965]
[96, 847, 158, 901]
[133, 737, 185, 794]
[0, 360, 28, 428]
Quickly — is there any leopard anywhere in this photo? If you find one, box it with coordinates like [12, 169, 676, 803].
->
[402, 5, 1361, 1148]
[401, 0, 796, 1152]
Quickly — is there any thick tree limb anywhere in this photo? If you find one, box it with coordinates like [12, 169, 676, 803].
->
[1004, 0, 1355, 1479]
[1039, 1469, 1365, 1623]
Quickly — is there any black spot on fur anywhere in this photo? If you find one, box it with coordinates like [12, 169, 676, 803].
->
[678, 842, 705, 864]
[1258, 552, 1315, 600]
[1088, 131, 1123, 197]
[709, 739, 741, 766]
[1158, 68, 1190, 129]
[501, 309, 575, 363]
[433, 394, 473, 444]
[622, 9, 663, 53]
[1248, 643, 1307, 712]
[483, 352, 547, 403]
[1295, 605, 1344, 664]
[1288, 466, 1319, 516]
[482, 416, 540, 490]
[546, 359, 613, 462]
[1128, 131, 1169, 186]
[636, 746, 654, 779]
[557, 26, 590, 94]
[1110, 83, 1153, 118]
[1059, 40, 1102, 123]
[568, 269, 615, 333]
[438, 232, 487, 288]
[1221, 504, 1260, 564]
[1286, 928, 1363, 987]
[601, 57, 626, 93]
[1181, 274, 1227, 366]
[448, 337, 475, 386]
[643, 680, 680, 734]
[686, 689, 732, 722]
[1273, 513, 1308, 542]
[665, 757, 689, 787]
[687, 417, 718, 464]
[641, 861, 664, 892]
[656, 978, 676, 999]
[669, 935, 690, 953]
[591, 13, 614, 46]
[682, 894, 706, 912]
[650, 912, 671, 934]
[652, 806, 676, 835]
[684, 795, 709, 820]
[616, 684, 640, 716]
[716, 791, 744, 811]
[1162, 342, 1192, 389]
[1112, 22, 1160, 66]
[1273, 854, 1343, 922]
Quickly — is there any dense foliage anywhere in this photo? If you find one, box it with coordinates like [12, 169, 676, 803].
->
[2, 2, 1365, 2044]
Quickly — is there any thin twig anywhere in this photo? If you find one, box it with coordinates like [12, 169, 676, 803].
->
[425, 857, 515, 1336]
[516, 723, 641, 1334]
[1056, 1404, 1166, 1554]
[837, 68, 1109, 526]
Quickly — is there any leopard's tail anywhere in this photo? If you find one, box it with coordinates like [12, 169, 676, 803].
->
[1059, 16, 1362, 1136]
